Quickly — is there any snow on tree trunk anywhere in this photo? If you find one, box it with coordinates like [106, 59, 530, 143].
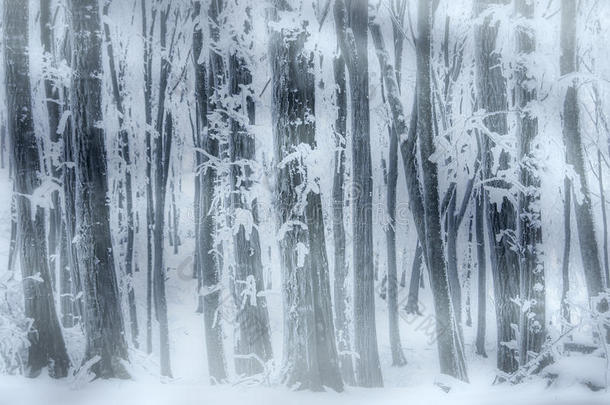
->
[415, 0, 468, 382]
[515, 0, 546, 367]
[474, 0, 520, 375]
[4, 0, 70, 378]
[269, 1, 343, 391]
[560, 0, 607, 309]
[335, 0, 383, 387]
[68, 0, 128, 379]
[227, 3, 273, 375]
[332, 46, 356, 386]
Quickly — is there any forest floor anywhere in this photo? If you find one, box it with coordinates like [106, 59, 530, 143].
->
[0, 170, 608, 405]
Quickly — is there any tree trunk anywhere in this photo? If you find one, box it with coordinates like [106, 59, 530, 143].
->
[4, 0, 70, 378]
[152, 5, 173, 378]
[561, 0, 607, 319]
[269, 1, 343, 391]
[194, 0, 228, 383]
[475, 0, 520, 374]
[40, 0, 63, 284]
[332, 46, 356, 386]
[561, 177, 571, 326]
[141, 0, 155, 355]
[415, 0, 468, 382]
[475, 189, 487, 357]
[405, 242, 423, 315]
[335, 0, 383, 387]
[227, 6, 273, 376]
[102, 1, 139, 349]
[69, 0, 128, 378]
[515, 0, 545, 366]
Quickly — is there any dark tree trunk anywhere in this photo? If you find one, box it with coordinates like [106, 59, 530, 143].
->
[405, 242, 423, 315]
[7, 196, 19, 273]
[40, 0, 63, 282]
[561, 177, 572, 326]
[415, 0, 468, 382]
[335, 0, 383, 387]
[227, 5, 273, 376]
[4, 0, 70, 378]
[194, 0, 228, 383]
[141, 0, 155, 355]
[151, 5, 174, 378]
[475, 0, 520, 374]
[515, 0, 545, 366]
[269, 1, 343, 391]
[332, 45, 356, 386]
[475, 189, 487, 357]
[369, 18, 406, 367]
[102, 1, 139, 349]
[561, 0, 606, 306]
[69, 0, 128, 378]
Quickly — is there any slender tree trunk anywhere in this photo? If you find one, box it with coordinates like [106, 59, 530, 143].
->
[561, 0, 607, 320]
[475, 188, 487, 357]
[194, 0, 228, 383]
[415, 0, 468, 382]
[69, 0, 128, 378]
[561, 177, 572, 326]
[269, 1, 343, 391]
[515, 0, 545, 367]
[141, 0, 155, 355]
[335, 0, 383, 387]
[405, 242, 423, 315]
[7, 195, 18, 272]
[331, 52, 356, 385]
[102, 1, 139, 349]
[227, 5, 273, 375]
[40, 0, 63, 284]
[150, 5, 174, 377]
[370, 11, 407, 368]
[475, 0, 520, 374]
[4, 0, 70, 378]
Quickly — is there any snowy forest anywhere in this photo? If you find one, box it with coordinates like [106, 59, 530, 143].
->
[1, 0, 610, 404]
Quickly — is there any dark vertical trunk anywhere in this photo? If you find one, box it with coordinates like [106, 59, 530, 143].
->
[405, 242, 423, 315]
[386, 123, 406, 367]
[269, 1, 343, 391]
[227, 5, 273, 375]
[69, 0, 128, 378]
[102, 1, 139, 349]
[4, 0, 70, 378]
[464, 217, 474, 328]
[7, 196, 19, 272]
[561, 177, 572, 326]
[475, 188, 487, 357]
[597, 150, 610, 287]
[561, 0, 607, 315]
[475, 0, 520, 374]
[515, 0, 545, 366]
[331, 52, 356, 385]
[151, 5, 174, 377]
[194, 0, 227, 383]
[370, 17, 406, 367]
[141, 0, 156, 355]
[415, 0, 468, 382]
[40, 0, 63, 282]
[335, 0, 382, 387]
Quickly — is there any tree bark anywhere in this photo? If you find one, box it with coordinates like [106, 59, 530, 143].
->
[560, 0, 607, 319]
[474, 0, 520, 374]
[515, 0, 545, 366]
[269, 1, 343, 391]
[475, 189, 487, 357]
[227, 2, 273, 376]
[332, 45, 356, 386]
[69, 0, 128, 378]
[4, 0, 70, 378]
[415, 0, 468, 382]
[335, 0, 383, 387]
